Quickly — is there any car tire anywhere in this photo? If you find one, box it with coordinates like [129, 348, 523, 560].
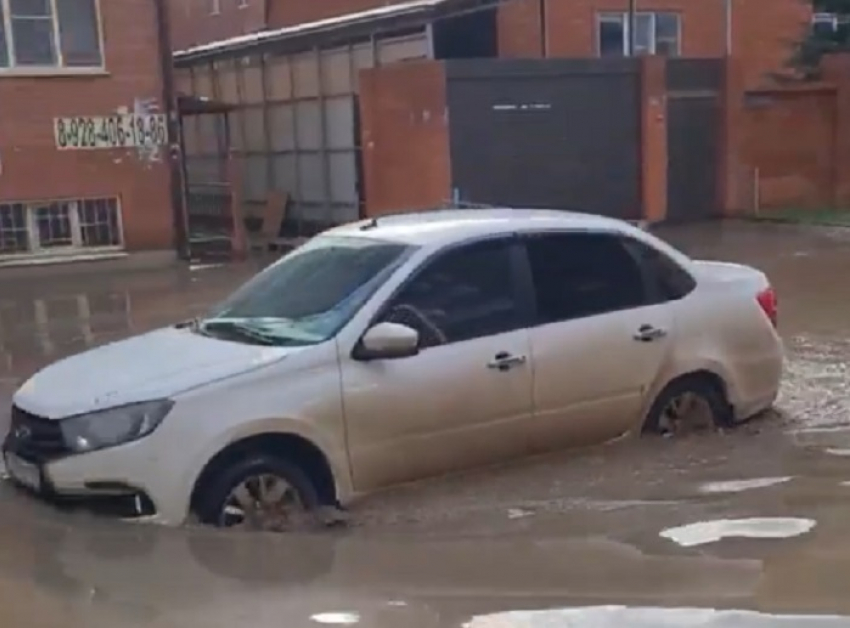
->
[642, 376, 734, 436]
[194, 453, 320, 531]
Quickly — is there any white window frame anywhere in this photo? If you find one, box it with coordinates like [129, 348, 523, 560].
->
[0, 197, 124, 260]
[596, 11, 681, 57]
[0, 0, 106, 76]
[812, 12, 837, 28]
[811, 12, 848, 31]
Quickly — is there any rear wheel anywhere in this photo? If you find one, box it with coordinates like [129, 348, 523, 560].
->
[643, 376, 733, 436]
[194, 454, 319, 532]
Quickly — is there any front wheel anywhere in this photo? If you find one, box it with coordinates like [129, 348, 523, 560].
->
[642, 376, 733, 436]
[194, 454, 320, 531]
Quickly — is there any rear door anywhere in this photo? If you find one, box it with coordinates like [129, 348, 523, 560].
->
[520, 231, 676, 450]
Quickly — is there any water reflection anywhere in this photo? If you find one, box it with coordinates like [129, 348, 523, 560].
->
[0, 264, 257, 387]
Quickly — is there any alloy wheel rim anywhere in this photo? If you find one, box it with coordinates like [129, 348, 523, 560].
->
[658, 392, 715, 435]
[219, 473, 304, 531]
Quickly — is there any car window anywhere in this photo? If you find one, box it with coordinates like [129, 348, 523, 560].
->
[378, 239, 522, 348]
[621, 237, 696, 303]
[525, 232, 646, 325]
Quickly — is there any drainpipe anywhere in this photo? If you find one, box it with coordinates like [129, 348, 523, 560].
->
[153, 0, 190, 260]
[724, 0, 733, 55]
[538, 0, 548, 57]
[627, 0, 637, 56]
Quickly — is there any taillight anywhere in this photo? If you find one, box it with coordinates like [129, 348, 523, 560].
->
[757, 287, 778, 328]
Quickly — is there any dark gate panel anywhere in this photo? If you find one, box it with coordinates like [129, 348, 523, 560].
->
[445, 59, 642, 219]
[667, 95, 720, 221]
[665, 59, 723, 222]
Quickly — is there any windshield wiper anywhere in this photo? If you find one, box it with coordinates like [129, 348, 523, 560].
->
[199, 320, 280, 346]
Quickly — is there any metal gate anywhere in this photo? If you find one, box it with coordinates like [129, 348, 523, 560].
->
[666, 60, 722, 222]
[445, 59, 642, 219]
[175, 32, 429, 239]
[179, 99, 237, 260]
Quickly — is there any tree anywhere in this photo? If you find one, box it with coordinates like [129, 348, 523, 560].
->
[791, 0, 850, 78]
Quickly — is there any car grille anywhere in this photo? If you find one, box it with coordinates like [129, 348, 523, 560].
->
[4, 405, 69, 463]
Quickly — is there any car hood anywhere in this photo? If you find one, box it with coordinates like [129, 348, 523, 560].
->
[13, 326, 302, 419]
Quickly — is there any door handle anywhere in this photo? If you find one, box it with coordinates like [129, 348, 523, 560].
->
[634, 324, 667, 342]
[487, 352, 528, 371]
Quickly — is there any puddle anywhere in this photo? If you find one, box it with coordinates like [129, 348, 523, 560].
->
[311, 612, 361, 625]
[825, 449, 850, 457]
[189, 264, 226, 272]
[698, 477, 793, 494]
[660, 518, 816, 547]
[465, 607, 850, 627]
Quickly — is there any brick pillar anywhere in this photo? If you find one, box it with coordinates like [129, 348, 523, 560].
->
[719, 56, 746, 215]
[358, 61, 451, 217]
[497, 0, 544, 58]
[639, 56, 668, 223]
[820, 53, 850, 207]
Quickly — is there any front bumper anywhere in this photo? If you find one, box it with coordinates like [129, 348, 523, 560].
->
[3, 407, 190, 525]
[2, 445, 158, 519]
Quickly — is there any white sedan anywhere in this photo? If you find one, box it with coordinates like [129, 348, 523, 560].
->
[3, 209, 782, 530]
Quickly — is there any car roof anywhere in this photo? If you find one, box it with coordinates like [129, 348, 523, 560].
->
[323, 208, 636, 247]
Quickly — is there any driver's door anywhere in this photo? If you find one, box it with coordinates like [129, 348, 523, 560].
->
[339, 237, 535, 492]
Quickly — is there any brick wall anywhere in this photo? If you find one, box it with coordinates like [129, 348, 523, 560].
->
[267, 0, 401, 28]
[359, 61, 451, 216]
[169, 0, 268, 51]
[0, 0, 174, 252]
[741, 86, 836, 210]
[499, 0, 810, 88]
[732, 54, 850, 212]
[169, 0, 809, 89]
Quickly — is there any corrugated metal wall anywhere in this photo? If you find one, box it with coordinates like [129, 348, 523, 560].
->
[176, 31, 429, 236]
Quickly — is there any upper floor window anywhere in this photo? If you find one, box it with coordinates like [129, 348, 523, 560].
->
[597, 12, 681, 57]
[812, 12, 849, 36]
[0, 0, 102, 70]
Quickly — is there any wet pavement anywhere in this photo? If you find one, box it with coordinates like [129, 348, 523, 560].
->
[1, 221, 850, 626]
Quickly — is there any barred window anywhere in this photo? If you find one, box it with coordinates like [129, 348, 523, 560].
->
[0, 198, 122, 257]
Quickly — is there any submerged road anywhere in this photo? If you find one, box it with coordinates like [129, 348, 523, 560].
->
[1, 221, 850, 627]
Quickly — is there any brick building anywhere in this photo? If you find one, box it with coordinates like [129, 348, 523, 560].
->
[0, 0, 176, 267]
[171, 0, 819, 241]
[171, 0, 811, 87]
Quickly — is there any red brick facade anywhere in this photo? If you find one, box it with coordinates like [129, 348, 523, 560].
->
[0, 0, 174, 255]
[499, 0, 811, 87]
[359, 61, 451, 216]
[170, 0, 268, 51]
[734, 55, 850, 212]
[171, 0, 809, 87]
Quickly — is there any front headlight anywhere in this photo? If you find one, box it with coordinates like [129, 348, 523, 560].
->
[60, 400, 174, 454]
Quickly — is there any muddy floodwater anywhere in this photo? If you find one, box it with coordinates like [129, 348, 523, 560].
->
[1, 221, 850, 627]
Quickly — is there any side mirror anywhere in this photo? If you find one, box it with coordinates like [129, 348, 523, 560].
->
[355, 322, 420, 360]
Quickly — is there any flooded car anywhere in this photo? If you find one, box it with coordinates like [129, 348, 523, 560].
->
[1, 209, 783, 530]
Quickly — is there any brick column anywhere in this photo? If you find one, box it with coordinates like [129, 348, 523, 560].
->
[820, 53, 850, 207]
[497, 0, 544, 58]
[718, 56, 746, 215]
[639, 56, 668, 223]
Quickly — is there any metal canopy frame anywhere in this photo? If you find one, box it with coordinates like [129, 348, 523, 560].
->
[173, 0, 503, 65]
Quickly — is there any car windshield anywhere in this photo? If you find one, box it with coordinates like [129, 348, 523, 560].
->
[196, 235, 413, 347]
